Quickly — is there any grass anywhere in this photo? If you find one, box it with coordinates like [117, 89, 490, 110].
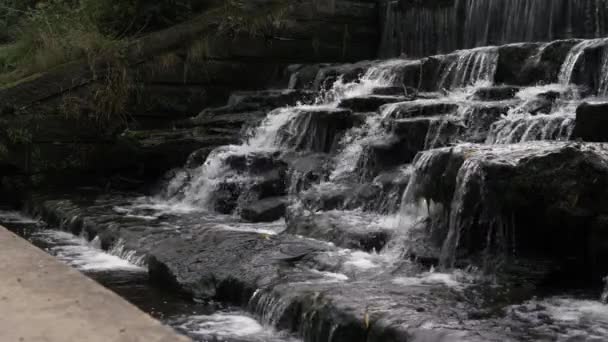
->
[0, 0, 290, 129]
[0, 0, 121, 86]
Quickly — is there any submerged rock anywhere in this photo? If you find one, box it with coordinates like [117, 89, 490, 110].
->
[286, 210, 392, 251]
[240, 196, 288, 223]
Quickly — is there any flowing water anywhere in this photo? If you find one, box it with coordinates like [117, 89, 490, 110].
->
[0, 210, 300, 342]
[380, 0, 608, 57]
[8, 35, 608, 341]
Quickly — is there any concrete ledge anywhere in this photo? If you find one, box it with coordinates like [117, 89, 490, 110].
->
[0, 226, 190, 342]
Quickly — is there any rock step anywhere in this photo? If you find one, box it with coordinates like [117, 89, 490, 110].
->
[227, 89, 316, 108]
[286, 210, 392, 252]
[406, 141, 608, 278]
[338, 95, 408, 112]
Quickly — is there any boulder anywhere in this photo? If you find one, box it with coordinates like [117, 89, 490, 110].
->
[404, 142, 608, 283]
[240, 196, 288, 222]
[573, 102, 608, 142]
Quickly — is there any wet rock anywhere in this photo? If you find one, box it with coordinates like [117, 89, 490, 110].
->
[224, 150, 287, 175]
[573, 102, 608, 142]
[286, 64, 331, 89]
[472, 86, 520, 101]
[371, 86, 407, 96]
[383, 101, 459, 119]
[373, 168, 412, 213]
[189, 110, 268, 131]
[300, 182, 382, 212]
[494, 43, 542, 85]
[282, 152, 332, 192]
[338, 95, 407, 112]
[313, 61, 375, 91]
[286, 210, 391, 252]
[278, 108, 355, 153]
[425, 103, 510, 148]
[405, 142, 608, 282]
[380, 117, 433, 164]
[227, 89, 316, 108]
[123, 129, 237, 178]
[184, 147, 215, 169]
[240, 196, 288, 222]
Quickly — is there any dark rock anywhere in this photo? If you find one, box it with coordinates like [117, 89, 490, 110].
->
[371, 86, 406, 96]
[227, 89, 316, 108]
[472, 86, 520, 101]
[494, 43, 542, 85]
[282, 152, 332, 192]
[383, 101, 459, 119]
[285, 64, 333, 89]
[286, 210, 392, 252]
[240, 196, 288, 222]
[518, 40, 583, 85]
[313, 61, 375, 91]
[278, 108, 355, 153]
[184, 147, 214, 169]
[573, 102, 608, 142]
[224, 150, 287, 175]
[300, 182, 382, 212]
[338, 95, 407, 112]
[405, 142, 608, 282]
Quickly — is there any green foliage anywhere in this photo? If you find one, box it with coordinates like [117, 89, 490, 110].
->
[0, 0, 119, 84]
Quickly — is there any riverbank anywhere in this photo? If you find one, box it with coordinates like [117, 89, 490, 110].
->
[0, 224, 190, 342]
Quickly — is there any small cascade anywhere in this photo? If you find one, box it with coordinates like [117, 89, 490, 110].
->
[558, 39, 604, 85]
[487, 85, 580, 144]
[107, 238, 147, 267]
[486, 113, 575, 144]
[33, 36, 608, 342]
[438, 47, 499, 90]
[154, 59, 413, 213]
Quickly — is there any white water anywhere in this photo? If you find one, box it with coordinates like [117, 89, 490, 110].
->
[151, 59, 415, 213]
[486, 84, 580, 144]
[438, 47, 499, 90]
[508, 297, 608, 341]
[173, 312, 300, 342]
[34, 230, 144, 272]
[559, 38, 608, 85]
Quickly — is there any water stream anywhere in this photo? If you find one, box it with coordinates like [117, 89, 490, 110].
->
[6, 35, 608, 341]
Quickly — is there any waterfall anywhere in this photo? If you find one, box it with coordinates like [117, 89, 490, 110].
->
[156, 60, 412, 212]
[380, 0, 608, 57]
[558, 39, 603, 84]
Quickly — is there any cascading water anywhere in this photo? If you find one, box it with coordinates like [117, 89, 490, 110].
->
[438, 47, 499, 90]
[379, 0, 608, 57]
[153, 59, 414, 213]
[15, 35, 608, 342]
